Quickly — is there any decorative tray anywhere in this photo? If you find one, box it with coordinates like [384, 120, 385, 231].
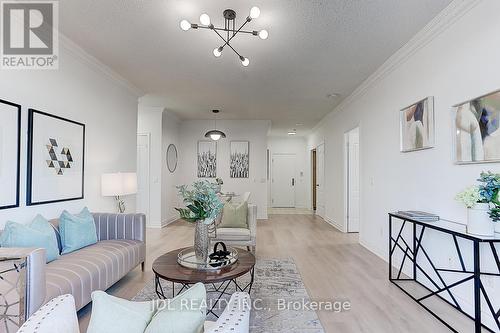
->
[177, 246, 239, 271]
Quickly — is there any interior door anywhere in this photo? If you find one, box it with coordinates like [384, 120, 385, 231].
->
[316, 144, 325, 218]
[136, 134, 150, 221]
[271, 154, 296, 207]
[347, 128, 360, 232]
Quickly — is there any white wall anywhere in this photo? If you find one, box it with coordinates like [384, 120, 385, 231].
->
[137, 106, 163, 227]
[161, 111, 181, 226]
[0, 39, 139, 227]
[178, 120, 270, 219]
[307, 0, 500, 326]
[267, 136, 310, 209]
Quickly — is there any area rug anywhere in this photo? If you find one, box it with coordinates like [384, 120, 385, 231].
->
[133, 258, 325, 333]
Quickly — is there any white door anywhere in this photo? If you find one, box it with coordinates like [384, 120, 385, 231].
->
[136, 134, 150, 221]
[316, 144, 325, 218]
[271, 154, 296, 207]
[347, 128, 360, 232]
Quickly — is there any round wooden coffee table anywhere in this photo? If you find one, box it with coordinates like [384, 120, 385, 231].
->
[152, 247, 256, 317]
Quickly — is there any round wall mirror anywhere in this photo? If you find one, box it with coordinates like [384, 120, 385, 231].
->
[166, 144, 178, 173]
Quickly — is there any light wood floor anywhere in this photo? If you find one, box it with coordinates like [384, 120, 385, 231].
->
[78, 214, 453, 332]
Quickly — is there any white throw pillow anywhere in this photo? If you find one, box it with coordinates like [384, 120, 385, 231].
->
[145, 282, 206, 333]
[87, 283, 206, 333]
[86, 291, 156, 333]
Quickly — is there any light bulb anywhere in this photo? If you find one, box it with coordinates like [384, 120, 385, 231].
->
[288, 131, 297, 135]
[199, 13, 210, 26]
[258, 29, 268, 40]
[180, 20, 191, 31]
[241, 57, 250, 67]
[249, 6, 260, 19]
[210, 133, 222, 141]
[213, 47, 222, 57]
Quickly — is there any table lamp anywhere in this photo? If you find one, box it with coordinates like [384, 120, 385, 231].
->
[101, 172, 137, 213]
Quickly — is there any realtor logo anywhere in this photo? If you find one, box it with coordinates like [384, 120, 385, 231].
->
[1, 1, 58, 69]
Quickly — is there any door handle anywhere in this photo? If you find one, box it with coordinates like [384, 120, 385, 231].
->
[316, 184, 320, 187]
[292, 178, 295, 186]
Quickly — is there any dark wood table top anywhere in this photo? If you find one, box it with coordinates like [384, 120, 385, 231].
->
[152, 247, 256, 284]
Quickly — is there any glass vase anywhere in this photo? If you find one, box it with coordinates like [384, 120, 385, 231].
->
[194, 220, 209, 263]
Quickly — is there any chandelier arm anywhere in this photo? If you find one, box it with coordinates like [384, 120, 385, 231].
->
[197, 26, 256, 35]
[225, 43, 242, 59]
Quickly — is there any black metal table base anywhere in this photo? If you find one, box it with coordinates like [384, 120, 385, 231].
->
[389, 214, 500, 333]
[154, 267, 254, 318]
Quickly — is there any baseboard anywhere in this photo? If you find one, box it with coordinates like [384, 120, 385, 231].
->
[323, 216, 344, 232]
[359, 237, 388, 263]
[162, 216, 179, 227]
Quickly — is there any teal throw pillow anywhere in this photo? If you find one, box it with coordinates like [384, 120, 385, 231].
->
[59, 207, 97, 254]
[0, 215, 60, 263]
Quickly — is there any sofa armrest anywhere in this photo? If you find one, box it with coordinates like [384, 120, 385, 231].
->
[0, 247, 46, 319]
[205, 292, 250, 333]
[247, 204, 257, 239]
[92, 213, 146, 243]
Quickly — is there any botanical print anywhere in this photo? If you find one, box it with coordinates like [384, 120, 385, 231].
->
[400, 97, 435, 152]
[455, 90, 500, 163]
[197, 141, 216, 178]
[230, 141, 249, 178]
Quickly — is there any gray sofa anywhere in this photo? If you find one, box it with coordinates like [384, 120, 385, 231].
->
[15, 212, 146, 318]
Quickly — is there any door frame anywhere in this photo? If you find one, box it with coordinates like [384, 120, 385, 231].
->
[344, 126, 360, 233]
[136, 132, 151, 221]
[311, 149, 317, 211]
[311, 142, 325, 217]
[270, 153, 296, 208]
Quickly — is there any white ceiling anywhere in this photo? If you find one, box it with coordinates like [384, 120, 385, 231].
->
[59, 0, 452, 136]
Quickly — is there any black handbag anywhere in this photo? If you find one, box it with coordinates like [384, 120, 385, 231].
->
[209, 242, 231, 267]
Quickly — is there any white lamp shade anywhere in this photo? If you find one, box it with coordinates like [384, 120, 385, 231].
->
[101, 173, 138, 197]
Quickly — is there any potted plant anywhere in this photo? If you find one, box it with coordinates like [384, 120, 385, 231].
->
[176, 181, 224, 262]
[455, 171, 500, 236]
[478, 171, 500, 233]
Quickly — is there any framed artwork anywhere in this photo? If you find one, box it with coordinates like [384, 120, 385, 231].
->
[454, 89, 500, 164]
[0, 99, 21, 210]
[230, 141, 249, 178]
[27, 109, 85, 205]
[400, 97, 435, 152]
[197, 140, 216, 178]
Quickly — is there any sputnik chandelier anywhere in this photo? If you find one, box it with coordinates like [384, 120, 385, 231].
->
[180, 7, 268, 67]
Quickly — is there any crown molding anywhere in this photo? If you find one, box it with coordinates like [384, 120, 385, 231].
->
[59, 33, 144, 98]
[317, 0, 482, 126]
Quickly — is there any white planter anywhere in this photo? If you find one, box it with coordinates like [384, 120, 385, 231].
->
[467, 203, 494, 237]
[495, 222, 500, 234]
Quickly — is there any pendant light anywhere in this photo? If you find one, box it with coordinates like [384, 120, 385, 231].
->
[205, 110, 226, 141]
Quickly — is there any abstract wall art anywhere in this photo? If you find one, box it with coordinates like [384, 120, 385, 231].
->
[230, 140, 249, 178]
[0, 99, 21, 210]
[454, 90, 500, 164]
[197, 140, 216, 178]
[400, 97, 435, 152]
[27, 109, 85, 205]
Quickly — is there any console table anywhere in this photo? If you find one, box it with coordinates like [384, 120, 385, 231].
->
[389, 213, 500, 333]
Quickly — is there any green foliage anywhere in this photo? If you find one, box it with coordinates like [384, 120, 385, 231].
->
[455, 186, 482, 208]
[457, 171, 500, 222]
[175, 181, 224, 225]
